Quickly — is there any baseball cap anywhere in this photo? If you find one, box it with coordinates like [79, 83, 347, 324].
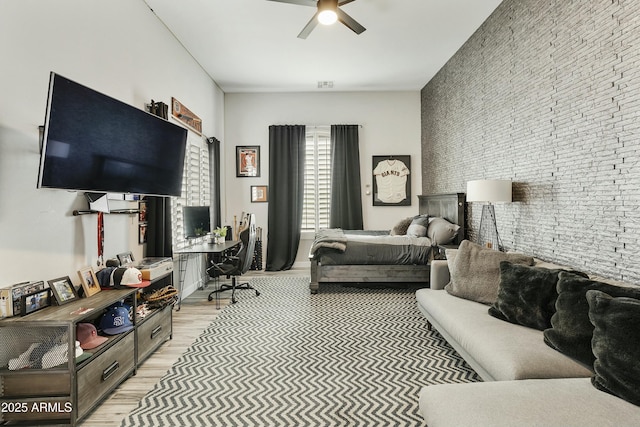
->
[99, 304, 134, 335]
[77, 322, 108, 350]
[110, 267, 150, 288]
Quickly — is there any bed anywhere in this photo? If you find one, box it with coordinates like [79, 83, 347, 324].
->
[309, 193, 466, 293]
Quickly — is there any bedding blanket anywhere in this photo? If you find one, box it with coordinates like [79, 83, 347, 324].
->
[310, 228, 349, 254]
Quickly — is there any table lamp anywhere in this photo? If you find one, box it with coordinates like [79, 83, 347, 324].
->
[466, 179, 512, 251]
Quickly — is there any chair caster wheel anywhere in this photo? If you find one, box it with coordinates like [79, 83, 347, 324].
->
[208, 295, 213, 301]
[255, 290, 260, 297]
[232, 298, 237, 304]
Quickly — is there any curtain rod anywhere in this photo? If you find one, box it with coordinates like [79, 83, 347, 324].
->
[306, 124, 363, 128]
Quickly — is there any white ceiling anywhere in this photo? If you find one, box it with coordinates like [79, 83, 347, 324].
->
[143, 0, 503, 93]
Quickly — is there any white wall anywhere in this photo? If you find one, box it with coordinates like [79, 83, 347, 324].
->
[0, 0, 224, 289]
[224, 91, 421, 267]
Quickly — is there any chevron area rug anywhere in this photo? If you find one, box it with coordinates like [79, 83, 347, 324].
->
[121, 276, 480, 427]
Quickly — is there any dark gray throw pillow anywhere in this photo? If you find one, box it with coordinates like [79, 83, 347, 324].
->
[543, 272, 640, 367]
[488, 262, 587, 331]
[587, 290, 640, 406]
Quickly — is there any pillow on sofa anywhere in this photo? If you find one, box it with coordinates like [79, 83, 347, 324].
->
[444, 240, 534, 305]
[488, 262, 587, 330]
[587, 290, 640, 406]
[427, 217, 460, 245]
[390, 217, 413, 235]
[543, 272, 640, 367]
[406, 215, 430, 237]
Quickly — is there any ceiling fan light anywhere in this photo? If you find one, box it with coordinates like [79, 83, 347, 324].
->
[318, 9, 337, 25]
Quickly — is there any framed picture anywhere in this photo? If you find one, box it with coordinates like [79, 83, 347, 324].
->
[139, 223, 147, 244]
[138, 200, 147, 222]
[251, 185, 268, 203]
[21, 288, 51, 316]
[117, 251, 135, 266]
[78, 267, 101, 298]
[372, 155, 411, 206]
[236, 146, 260, 177]
[48, 276, 79, 306]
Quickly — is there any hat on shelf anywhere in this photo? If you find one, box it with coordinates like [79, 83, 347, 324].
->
[110, 267, 150, 288]
[76, 323, 108, 350]
[99, 304, 134, 335]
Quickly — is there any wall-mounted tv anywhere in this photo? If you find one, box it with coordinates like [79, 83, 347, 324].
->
[37, 72, 188, 197]
[183, 206, 211, 238]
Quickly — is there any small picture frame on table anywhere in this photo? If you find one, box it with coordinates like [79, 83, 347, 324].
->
[21, 288, 51, 316]
[251, 185, 268, 203]
[78, 267, 101, 298]
[236, 146, 260, 177]
[117, 251, 135, 266]
[48, 276, 79, 306]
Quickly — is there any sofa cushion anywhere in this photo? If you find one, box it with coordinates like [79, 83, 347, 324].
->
[406, 215, 429, 237]
[587, 290, 640, 407]
[488, 262, 587, 330]
[444, 240, 534, 305]
[427, 217, 460, 245]
[543, 272, 640, 367]
[419, 378, 640, 427]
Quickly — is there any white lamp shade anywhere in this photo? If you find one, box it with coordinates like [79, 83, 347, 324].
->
[466, 179, 512, 203]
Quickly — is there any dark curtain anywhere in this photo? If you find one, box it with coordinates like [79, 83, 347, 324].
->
[145, 196, 172, 257]
[208, 137, 222, 228]
[329, 124, 363, 229]
[266, 125, 306, 271]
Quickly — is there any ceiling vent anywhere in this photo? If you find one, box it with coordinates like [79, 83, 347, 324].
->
[317, 81, 334, 89]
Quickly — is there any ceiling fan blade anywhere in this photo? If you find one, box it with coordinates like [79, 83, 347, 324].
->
[336, 8, 366, 34]
[297, 12, 320, 39]
[338, 0, 357, 5]
[266, 0, 316, 7]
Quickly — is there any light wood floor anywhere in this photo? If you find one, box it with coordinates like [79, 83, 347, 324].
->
[79, 269, 308, 427]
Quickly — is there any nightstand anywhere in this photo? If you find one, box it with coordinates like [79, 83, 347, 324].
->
[434, 244, 459, 260]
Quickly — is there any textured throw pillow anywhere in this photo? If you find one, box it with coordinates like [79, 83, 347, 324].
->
[390, 217, 413, 236]
[488, 262, 587, 330]
[587, 290, 640, 406]
[406, 215, 429, 237]
[427, 217, 460, 245]
[444, 240, 534, 305]
[543, 272, 640, 367]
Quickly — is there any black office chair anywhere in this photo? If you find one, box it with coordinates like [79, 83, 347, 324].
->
[207, 213, 260, 304]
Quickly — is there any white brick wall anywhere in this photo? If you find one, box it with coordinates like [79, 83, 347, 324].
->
[421, 0, 640, 283]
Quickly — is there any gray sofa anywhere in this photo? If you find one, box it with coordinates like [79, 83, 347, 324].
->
[416, 258, 640, 427]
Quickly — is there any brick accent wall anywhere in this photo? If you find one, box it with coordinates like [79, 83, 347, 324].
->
[421, 0, 640, 283]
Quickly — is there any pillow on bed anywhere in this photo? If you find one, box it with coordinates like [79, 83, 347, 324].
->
[390, 217, 413, 235]
[587, 290, 640, 406]
[444, 240, 534, 305]
[406, 215, 430, 237]
[427, 217, 460, 245]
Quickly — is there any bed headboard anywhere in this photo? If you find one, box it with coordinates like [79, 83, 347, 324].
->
[418, 193, 466, 244]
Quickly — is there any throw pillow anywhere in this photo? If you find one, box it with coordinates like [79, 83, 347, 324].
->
[390, 217, 413, 236]
[488, 262, 587, 331]
[406, 215, 430, 237]
[427, 217, 461, 245]
[543, 272, 640, 367]
[444, 240, 534, 305]
[587, 290, 640, 406]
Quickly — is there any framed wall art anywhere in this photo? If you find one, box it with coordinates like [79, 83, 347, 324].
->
[251, 185, 268, 203]
[78, 267, 101, 298]
[372, 155, 411, 206]
[236, 146, 260, 177]
[48, 276, 79, 306]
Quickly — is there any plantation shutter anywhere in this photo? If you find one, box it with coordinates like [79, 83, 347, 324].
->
[302, 127, 331, 231]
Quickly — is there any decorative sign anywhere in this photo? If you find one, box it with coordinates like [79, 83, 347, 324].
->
[171, 97, 202, 135]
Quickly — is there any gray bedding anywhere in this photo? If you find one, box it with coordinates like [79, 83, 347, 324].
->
[311, 229, 433, 265]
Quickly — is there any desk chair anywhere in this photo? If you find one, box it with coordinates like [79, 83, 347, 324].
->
[207, 213, 260, 304]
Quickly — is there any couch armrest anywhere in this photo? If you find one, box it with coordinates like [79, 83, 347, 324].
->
[430, 260, 450, 290]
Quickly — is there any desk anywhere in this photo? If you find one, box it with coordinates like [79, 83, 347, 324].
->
[175, 241, 240, 310]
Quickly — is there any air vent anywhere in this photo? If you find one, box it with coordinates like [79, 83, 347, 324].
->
[317, 81, 334, 89]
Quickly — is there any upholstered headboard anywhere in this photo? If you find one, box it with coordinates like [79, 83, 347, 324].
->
[418, 193, 466, 244]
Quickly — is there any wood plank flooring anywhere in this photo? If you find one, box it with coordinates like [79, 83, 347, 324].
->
[79, 269, 308, 427]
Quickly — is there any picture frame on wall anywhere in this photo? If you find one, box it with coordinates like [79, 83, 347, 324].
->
[251, 185, 268, 203]
[372, 155, 411, 206]
[78, 267, 101, 298]
[48, 276, 79, 306]
[236, 146, 260, 177]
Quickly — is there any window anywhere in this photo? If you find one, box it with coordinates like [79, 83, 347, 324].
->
[302, 126, 331, 231]
[172, 133, 211, 250]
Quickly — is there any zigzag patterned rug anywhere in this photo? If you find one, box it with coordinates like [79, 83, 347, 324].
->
[121, 276, 480, 427]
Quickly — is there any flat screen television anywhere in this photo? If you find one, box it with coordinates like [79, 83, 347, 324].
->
[37, 72, 188, 197]
[183, 206, 211, 238]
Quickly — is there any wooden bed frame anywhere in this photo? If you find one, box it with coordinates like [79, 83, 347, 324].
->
[309, 193, 466, 293]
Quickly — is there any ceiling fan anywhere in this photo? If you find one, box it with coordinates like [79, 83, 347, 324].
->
[267, 0, 366, 39]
